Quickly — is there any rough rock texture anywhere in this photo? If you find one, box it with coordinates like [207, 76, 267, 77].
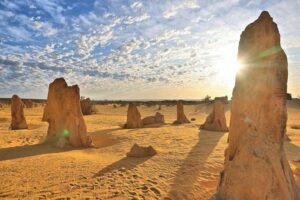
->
[216, 11, 300, 200]
[11, 95, 28, 130]
[200, 100, 228, 132]
[80, 98, 94, 115]
[126, 143, 157, 157]
[142, 112, 165, 125]
[42, 78, 93, 148]
[124, 103, 143, 128]
[173, 101, 190, 124]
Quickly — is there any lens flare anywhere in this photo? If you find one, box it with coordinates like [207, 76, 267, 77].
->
[63, 128, 70, 138]
[258, 46, 282, 58]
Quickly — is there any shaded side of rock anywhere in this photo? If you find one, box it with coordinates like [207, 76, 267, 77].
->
[126, 143, 157, 157]
[80, 97, 94, 115]
[286, 93, 292, 100]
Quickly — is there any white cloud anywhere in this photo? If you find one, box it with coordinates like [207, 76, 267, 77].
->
[0, 0, 299, 99]
[124, 14, 150, 24]
[163, 0, 200, 19]
[131, 1, 143, 9]
[33, 20, 58, 36]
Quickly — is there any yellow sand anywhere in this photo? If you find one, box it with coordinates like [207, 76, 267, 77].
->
[0, 101, 299, 199]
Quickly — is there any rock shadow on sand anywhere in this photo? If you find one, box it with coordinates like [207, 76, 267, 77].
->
[93, 156, 152, 178]
[285, 139, 300, 160]
[0, 143, 71, 161]
[89, 128, 122, 148]
[167, 129, 225, 199]
[0, 127, 124, 161]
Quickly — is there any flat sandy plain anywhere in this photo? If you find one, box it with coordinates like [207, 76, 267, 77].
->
[0, 101, 300, 200]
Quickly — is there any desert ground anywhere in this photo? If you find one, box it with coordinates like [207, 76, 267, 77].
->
[0, 101, 300, 200]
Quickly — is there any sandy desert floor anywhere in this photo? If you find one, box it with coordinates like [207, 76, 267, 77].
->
[0, 101, 300, 200]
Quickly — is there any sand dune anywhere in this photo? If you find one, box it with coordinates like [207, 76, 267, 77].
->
[0, 102, 299, 199]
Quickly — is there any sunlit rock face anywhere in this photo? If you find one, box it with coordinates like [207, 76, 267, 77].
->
[173, 101, 190, 124]
[11, 95, 28, 130]
[200, 99, 228, 132]
[216, 11, 300, 200]
[125, 103, 143, 128]
[42, 78, 93, 148]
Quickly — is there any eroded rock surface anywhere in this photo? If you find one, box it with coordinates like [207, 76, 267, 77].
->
[216, 11, 300, 200]
[124, 103, 143, 128]
[42, 78, 93, 148]
[80, 97, 94, 115]
[142, 112, 165, 126]
[126, 143, 157, 157]
[200, 100, 228, 132]
[173, 101, 190, 124]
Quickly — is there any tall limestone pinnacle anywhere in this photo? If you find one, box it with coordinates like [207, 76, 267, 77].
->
[42, 78, 93, 148]
[216, 11, 300, 200]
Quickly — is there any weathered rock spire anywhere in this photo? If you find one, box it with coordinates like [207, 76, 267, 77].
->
[42, 78, 93, 148]
[11, 95, 28, 130]
[216, 11, 300, 200]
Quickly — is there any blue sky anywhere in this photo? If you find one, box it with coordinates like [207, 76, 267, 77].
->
[0, 0, 299, 100]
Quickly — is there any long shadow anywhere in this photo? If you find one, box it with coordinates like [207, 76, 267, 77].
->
[125, 123, 168, 133]
[90, 128, 122, 135]
[0, 143, 71, 161]
[0, 128, 123, 161]
[0, 117, 8, 123]
[167, 129, 225, 199]
[90, 127, 123, 148]
[284, 139, 300, 161]
[93, 156, 152, 178]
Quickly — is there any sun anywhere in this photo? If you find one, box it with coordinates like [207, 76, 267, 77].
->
[215, 49, 241, 87]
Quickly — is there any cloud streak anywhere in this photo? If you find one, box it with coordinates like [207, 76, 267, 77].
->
[0, 0, 299, 99]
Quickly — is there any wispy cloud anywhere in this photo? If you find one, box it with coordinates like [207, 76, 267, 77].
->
[0, 0, 299, 99]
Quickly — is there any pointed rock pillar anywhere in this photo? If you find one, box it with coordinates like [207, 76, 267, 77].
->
[216, 11, 300, 200]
